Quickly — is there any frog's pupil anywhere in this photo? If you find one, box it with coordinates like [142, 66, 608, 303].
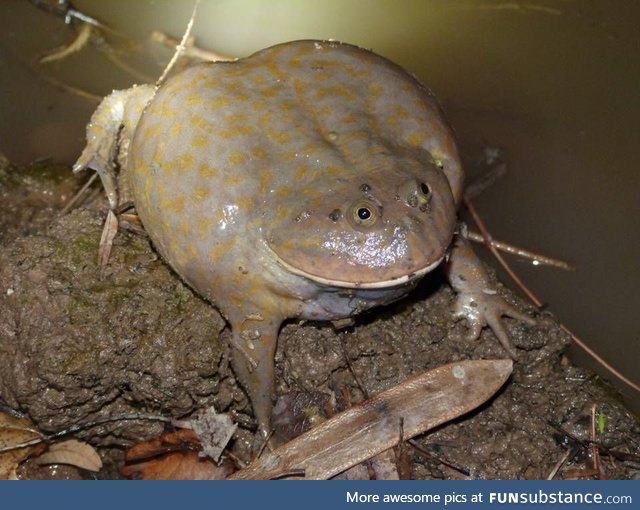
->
[357, 207, 371, 220]
[420, 182, 430, 195]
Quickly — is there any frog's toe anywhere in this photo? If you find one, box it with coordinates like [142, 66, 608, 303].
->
[453, 292, 535, 360]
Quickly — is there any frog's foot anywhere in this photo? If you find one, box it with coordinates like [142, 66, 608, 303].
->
[73, 90, 129, 209]
[73, 84, 155, 209]
[229, 319, 281, 451]
[446, 233, 535, 360]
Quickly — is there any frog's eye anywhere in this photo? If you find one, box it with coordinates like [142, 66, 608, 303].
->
[350, 201, 379, 227]
[357, 207, 371, 220]
[420, 182, 431, 197]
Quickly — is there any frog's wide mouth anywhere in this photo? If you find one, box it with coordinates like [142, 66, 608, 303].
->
[270, 251, 444, 290]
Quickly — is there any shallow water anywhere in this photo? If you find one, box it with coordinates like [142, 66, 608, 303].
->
[1, 0, 638, 412]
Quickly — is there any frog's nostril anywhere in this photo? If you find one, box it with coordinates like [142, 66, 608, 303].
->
[329, 209, 342, 222]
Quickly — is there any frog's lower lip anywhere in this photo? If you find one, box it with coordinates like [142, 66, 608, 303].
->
[272, 254, 444, 290]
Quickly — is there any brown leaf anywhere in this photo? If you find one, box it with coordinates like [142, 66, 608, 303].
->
[125, 429, 200, 462]
[0, 412, 44, 479]
[230, 360, 513, 480]
[98, 209, 118, 267]
[34, 439, 102, 472]
[121, 451, 234, 480]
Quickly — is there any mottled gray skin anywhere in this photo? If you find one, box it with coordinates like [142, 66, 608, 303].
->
[75, 40, 533, 444]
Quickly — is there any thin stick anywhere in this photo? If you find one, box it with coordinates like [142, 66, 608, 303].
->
[464, 196, 543, 307]
[0, 413, 173, 454]
[466, 230, 574, 271]
[546, 447, 575, 480]
[60, 173, 98, 215]
[155, 0, 201, 88]
[39, 22, 93, 63]
[151, 31, 236, 62]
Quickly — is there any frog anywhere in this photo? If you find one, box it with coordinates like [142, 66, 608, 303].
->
[74, 40, 534, 444]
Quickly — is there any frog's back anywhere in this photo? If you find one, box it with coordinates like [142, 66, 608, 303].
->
[128, 40, 462, 304]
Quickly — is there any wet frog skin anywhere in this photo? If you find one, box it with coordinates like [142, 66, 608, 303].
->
[75, 40, 533, 442]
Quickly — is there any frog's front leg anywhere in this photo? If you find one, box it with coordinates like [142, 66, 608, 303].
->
[446, 232, 535, 359]
[73, 84, 155, 209]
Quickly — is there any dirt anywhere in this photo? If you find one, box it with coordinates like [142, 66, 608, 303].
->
[0, 155, 638, 479]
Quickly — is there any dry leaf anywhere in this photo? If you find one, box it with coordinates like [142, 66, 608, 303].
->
[98, 209, 118, 267]
[122, 451, 234, 480]
[230, 360, 513, 480]
[175, 407, 236, 461]
[0, 412, 44, 479]
[125, 428, 200, 462]
[34, 439, 102, 472]
[122, 427, 235, 479]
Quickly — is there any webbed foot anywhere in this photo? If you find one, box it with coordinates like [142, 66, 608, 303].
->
[446, 233, 535, 359]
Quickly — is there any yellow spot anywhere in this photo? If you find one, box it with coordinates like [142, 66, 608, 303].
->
[269, 131, 290, 144]
[258, 168, 274, 193]
[174, 153, 195, 170]
[294, 165, 309, 181]
[218, 128, 241, 139]
[251, 146, 267, 160]
[211, 95, 230, 109]
[226, 112, 249, 125]
[141, 122, 161, 139]
[315, 86, 356, 101]
[224, 173, 242, 187]
[196, 218, 212, 239]
[186, 93, 204, 107]
[170, 122, 184, 137]
[259, 112, 273, 126]
[167, 195, 186, 214]
[192, 134, 208, 149]
[199, 163, 218, 179]
[159, 102, 178, 119]
[193, 186, 210, 201]
[229, 152, 246, 166]
[261, 86, 280, 98]
[368, 83, 384, 101]
[406, 132, 426, 147]
[191, 114, 212, 130]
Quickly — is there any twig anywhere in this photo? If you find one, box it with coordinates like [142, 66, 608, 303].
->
[151, 31, 236, 62]
[0, 413, 173, 454]
[559, 325, 640, 393]
[546, 447, 576, 480]
[155, 0, 201, 88]
[466, 230, 574, 271]
[408, 440, 470, 476]
[39, 22, 93, 63]
[60, 173, 98, 215]
[464, 196, 543, 307]
[339, 336, 368, 399]
[29, 62, 102, 103]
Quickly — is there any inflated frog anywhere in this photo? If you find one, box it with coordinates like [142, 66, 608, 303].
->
[74, 40, 533, 442]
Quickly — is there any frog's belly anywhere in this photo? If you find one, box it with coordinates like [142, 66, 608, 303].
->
[297, 281, 419, 321]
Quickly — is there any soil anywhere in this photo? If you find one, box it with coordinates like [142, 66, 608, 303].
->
[0, 155, 638, 479]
